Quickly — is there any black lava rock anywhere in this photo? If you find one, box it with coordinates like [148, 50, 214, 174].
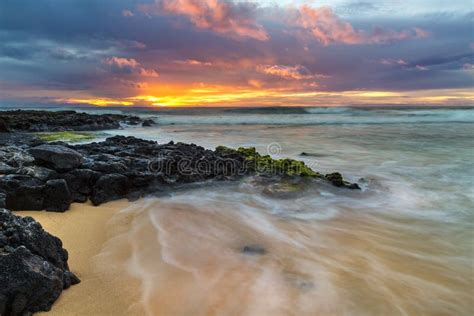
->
[325, 172, 360, 190]
[242, 245, 266, 255]
[29, 144, 84, 171]
[0, 110, 144, 132]
[142, 119, 155, 127]
[0, 134, 361, 211]
[63, 169, 101, 203]
[91, 174, 129, 206]
[43, 179, 71, 212]
[0, 209, 79, 315]
[0, 175, 45, 210]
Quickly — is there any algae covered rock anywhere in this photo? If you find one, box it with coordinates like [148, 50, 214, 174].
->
[216, 145, 321, 177]
[34, 131, 98, 143]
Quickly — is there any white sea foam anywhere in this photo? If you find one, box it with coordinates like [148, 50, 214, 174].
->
[94, 113, 473, 315]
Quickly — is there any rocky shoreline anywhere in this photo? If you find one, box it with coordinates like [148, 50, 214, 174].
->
[0, 134, 359, 212]
[0, 110, 154, 132]
[0, 110, 360, 315]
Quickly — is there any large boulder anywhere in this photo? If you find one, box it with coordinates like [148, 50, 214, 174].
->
[0, 175, 45, 210]
[90, 174, 129, 206]
[0, 209, 79, 315]
[43, 179, 71, 212]
[63, 169, 101, 203]
[29, 144, 84, 171]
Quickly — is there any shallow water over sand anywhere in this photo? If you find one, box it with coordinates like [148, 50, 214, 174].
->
[96, 109, 473, 315]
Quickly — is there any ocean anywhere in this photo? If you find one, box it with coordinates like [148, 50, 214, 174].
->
[13, 106, 474, 315]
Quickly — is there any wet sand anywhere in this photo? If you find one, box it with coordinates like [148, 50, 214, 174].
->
[18, 200, 144, 316]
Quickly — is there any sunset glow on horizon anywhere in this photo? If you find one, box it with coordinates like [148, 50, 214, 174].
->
[0, 0, 472, 107]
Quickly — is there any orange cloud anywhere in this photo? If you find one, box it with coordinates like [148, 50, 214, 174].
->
[104, 57, 140, 69]
[138, 68, 160, 77]
[293, 5, 429, 45]
[140, 0, 268, 41]
[58, 87, 474, 107]
[257, 65, 325, 80]
[248, 79, 263, 88]
[104, 57, 159, 77]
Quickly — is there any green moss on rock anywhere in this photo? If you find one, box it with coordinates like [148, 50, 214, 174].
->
[216, 145, 322, 177]
[34, 131, 98, 143]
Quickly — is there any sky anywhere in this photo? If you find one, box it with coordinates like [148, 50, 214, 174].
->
[0, 0, 473, 107]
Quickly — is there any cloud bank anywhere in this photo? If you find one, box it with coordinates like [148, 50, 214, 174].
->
[0, 0, 472, 106]
[140, 0, 269, 40]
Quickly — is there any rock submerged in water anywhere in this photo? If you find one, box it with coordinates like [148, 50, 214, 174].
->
[300, 152, 327, 157]
[142, 119, 155, 127]
[242, 245, 266, 255]
[325, 172, 360, 189]
[0, 208, 79, 315]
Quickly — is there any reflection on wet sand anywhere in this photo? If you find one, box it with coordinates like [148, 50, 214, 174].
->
[97, 181, 473, 316]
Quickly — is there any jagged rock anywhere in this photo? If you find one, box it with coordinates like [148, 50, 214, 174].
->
[14, 166, 58, 181]
[0, 209, 79, 315]
[91, 174, 129, 206]
[0, 162, 15, 175]
[0, 134, 361, 211]
[0, 175, 45, 210]
[123, 116, 141, 125]
[325, 172, 360, 189]
[0, 146, 35, 168]
[63, 169, 101, 203]
[29, 144, 84, 171]
[82, 160, 128, 174]
[43, 179, 71, 212]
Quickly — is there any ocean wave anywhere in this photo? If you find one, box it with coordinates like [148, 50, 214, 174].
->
[303, 107, 353, 114]
[153, 109, 474, 125]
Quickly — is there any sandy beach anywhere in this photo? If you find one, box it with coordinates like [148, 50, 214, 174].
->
[18, 200, 145, 316]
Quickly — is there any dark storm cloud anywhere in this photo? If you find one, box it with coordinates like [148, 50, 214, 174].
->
[411, 53, 474, 69]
